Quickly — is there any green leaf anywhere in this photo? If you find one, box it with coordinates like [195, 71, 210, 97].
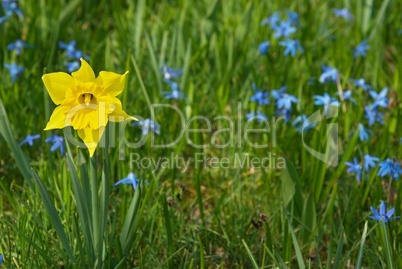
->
[31, 169, 75, 262]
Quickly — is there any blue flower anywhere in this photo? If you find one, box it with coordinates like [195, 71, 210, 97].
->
[250, 83, 269, 105]
[319, 65, 338, 84]
[378, 158, 402, 180]
[161, 64, 182, 80]
[64, 61, 80, 73]
[286, 11, 299, 26]
[370, 201, 399, 223]
[363, 154, 379, 172]
[113, 172, 147, 190]
[246, 111, 268, 124]
[358, 123, 370, 142]
[71, 49, 90, 60]
[4, 63, 24, 82]
[272, 20, 296, 39]
[261, 12, 280, 27]
[275, 108, 291, 123]
[350, 78, 371, 91]
[0, 1, 23, 24]
[279, 39, 303, 56]
[19, 134, 40, 146]
[314, 93, 340, 115]
[276, 93, 299, 110]
[369, 88, 388, 108]
[345, 158, 362, 181]
[340, 90, 356, 103]
[258, 41, 270, 55]
[354, 40, 370, 58]
[58, 41, 78, 58]
[58, 41, 89, 59]
[332, 8, 354, 21]
[292, 115, 317, 133]
[162, 79, 186, 100]
[271, 86, 287, 100]
[132, 118, 160, 135]
[45, 135, 65, 156]
[364, 105, 384, 126]
[7, 39, 31, 55]
[270, 85, 298, 110]
[0, 253, 2, 265]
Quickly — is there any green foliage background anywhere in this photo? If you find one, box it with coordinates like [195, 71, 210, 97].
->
[0, 0, 401, 268]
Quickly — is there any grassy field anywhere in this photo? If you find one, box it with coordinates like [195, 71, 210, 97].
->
[1, 0, 402, 268]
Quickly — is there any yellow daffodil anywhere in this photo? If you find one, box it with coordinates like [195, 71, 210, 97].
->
[43, 58, 134, 157]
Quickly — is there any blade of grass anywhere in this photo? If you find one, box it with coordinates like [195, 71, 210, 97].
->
[356, 221, 368, 269]
[31, 168, 75, 262]
[242, 239, 259, 269]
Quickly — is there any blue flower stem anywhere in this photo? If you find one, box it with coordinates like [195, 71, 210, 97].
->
[387, 178, 392, 202]
[379, 221, 394, 269]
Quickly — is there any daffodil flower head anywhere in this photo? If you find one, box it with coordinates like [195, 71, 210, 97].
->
[42, 58, 134, 157]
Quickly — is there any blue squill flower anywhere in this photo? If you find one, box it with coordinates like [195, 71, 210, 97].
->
[364, 105, 384, 126]
[370, 201, 399, 223]
[19, 134, 40, 146]
[279, 39, 303, 57]
[71, 50, 90, 60]
[364, 154, 379, 172]
[358, 123, 370, 142]
[7, 39, 31, 55]
[276, 93, 298, 110]
[286, 11, 299, 25]
[340, 90, 356, 103]
[58, 41, 78, 58]
[350, 78, 371, 91]
[345, 158, 362, 181]
[271, 86, 287, 100]
[258, 41, 270, 55]
[162, 79, 186, 100]
[292, 114, 317, 133]
[161, 64, 182, 80]
[272, 20, 296, 39]
[378, 158, 402, 180]
[319, 65, 338, 84]
[132, 118, 160, 135]
[4, 63, 24, 82]
[314, 93, 340, 115]
[45, 134, 65, 156]
[64, 61, 80, 73]
[275, 108, 291, 123]
[250, 83, 269, 105]
[333, 8, 354, 21]
[261, 12, 280, 27]
[369, 88, 388, 108]
[354, 40, 370, 58]
[0, 1, 23, 24]
[246, 111, 268, 124]
[113, 172, 148, 190]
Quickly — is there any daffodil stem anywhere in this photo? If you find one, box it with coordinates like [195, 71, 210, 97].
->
[90, 157, 100, 259]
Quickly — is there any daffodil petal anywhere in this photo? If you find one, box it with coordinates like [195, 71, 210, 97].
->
[96, 71, 128, 96]
[77, 127, 105, 157]
[44, 106, 68, 130]
[42, 72, 74, 105]
[108, 105, 135, 122]
[72, 58, 95, 82]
